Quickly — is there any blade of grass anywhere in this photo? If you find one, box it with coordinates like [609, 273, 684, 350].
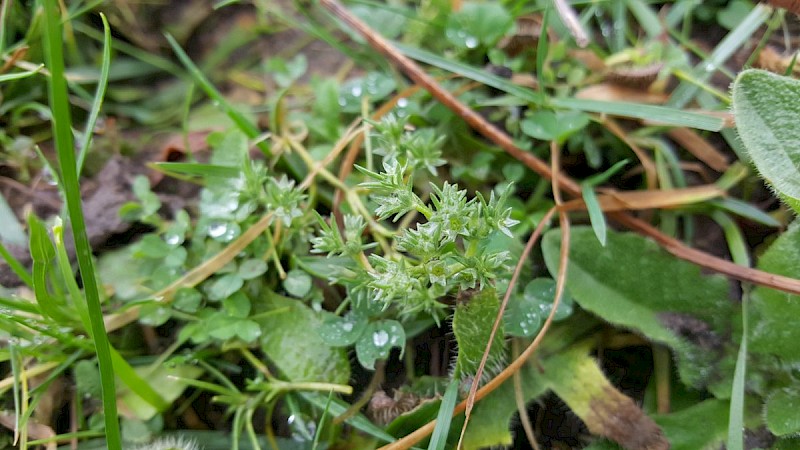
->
[668, 4, 771, 108]
[0, 66, 44, 82]
[394, 42, 724, 131]
[625, 0, 662, 39]
[150, 162, 241, 180]
[428, 378, 460, 450]
[76, 13, 111, 176]
[41, 1, 121, 448]
[710, 198, 781, 228]
[710, 211, 750, 450]
[301, 392, 397, 443]
[311, 390, 334, 450]
[165, 33, 271, 156]
[582, 184, 607, 246]
[0, 0, 10, 55]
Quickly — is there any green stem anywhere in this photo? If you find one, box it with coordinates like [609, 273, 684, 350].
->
[41, 2, 121, 447]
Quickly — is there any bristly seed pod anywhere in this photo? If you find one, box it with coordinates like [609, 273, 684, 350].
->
[367, 389, 420, 425]
[606, 62, 664, 90]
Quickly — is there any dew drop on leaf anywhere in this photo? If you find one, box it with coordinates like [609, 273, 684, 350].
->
[207, 221, 228, 238]
[373, 329, 390, 347]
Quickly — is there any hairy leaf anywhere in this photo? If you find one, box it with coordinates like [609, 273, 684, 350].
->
[542, 227, 732, 387]
[733, 69, 800, 213]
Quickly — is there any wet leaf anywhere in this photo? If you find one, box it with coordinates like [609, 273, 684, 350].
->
[318, 312, 369, 347]
[445, 2, 512, 49]
[504, 278, 574, 337]
[339, 72, 396, 113]
[355, 320, 406, 370]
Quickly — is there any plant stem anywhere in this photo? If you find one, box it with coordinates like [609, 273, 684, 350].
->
[41, 2, 121, 448]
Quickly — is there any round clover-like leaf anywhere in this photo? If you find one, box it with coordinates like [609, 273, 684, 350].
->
[521, 110, 590, 144]
[284, 269, 312, 298]
[355, 320, 406, 370]
[238, 258, 267, 280]
[223, 291, 251, 319]
[318, 312, 369, 347]
[206, 273, 244, 301]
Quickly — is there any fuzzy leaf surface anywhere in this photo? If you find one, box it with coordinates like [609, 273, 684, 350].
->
[733, 69, 800, 212]
[542, 227, 732, 387]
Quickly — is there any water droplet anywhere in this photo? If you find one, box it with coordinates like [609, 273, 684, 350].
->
[341, 321, 354, 332]
[373, 330, 389, 347]
[41, 167, 58, 186]
[704, 62, 716, 72]
[350, 85, 363, 97]
[164, 233, 182, 246]
[287, 413, 316, 441]
[464, 36, 478, 49]
[208, 221, 228, 238]
[396, 97, 408, 108]
[338, 97, 347, 106]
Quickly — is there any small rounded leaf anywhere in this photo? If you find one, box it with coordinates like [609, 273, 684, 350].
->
[206, 274, 244, 301]
[238, 259, 268, 280]
[284, 269, 312, 298]
[318, 313, 369, 347]
[355, 320, 406, 370]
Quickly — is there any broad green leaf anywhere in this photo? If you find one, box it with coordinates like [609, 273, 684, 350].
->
[120, 364, 203, 421]
[766, 387, 800, 436]
[504, 278, 573, 337]
[452, 287, 507, 380]
[733, 69, 800, 213]
[255, 291, 350, 383]
[542, 227, 732, 387]
[462, 362, 548, 450]
[749, 221, 800, 359]
[355, 320, 406, 370]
